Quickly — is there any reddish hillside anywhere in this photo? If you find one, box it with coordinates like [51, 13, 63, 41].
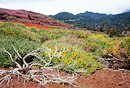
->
[0, 8, 74, 29]
[11, 21, 51, 30]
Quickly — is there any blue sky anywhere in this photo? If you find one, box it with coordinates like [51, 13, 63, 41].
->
[0, 0, 130, 15]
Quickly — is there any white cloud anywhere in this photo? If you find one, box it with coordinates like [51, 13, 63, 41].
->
[0, 0, 130, 15]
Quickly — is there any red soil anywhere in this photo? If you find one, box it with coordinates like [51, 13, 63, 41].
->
[10, 21, 51, 30]
[0, 68, 130, 88]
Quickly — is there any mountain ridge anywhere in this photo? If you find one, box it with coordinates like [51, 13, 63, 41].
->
[50, 11, 130, 31]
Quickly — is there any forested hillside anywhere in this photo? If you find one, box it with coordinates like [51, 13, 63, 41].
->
[50, 11, 130, 32]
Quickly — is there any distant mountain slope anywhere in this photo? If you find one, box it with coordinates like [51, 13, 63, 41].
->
[77, 11, 107, 19]
[50, 11, 108, 27]
[50, 12, 77, 20]
[50, 11, 130, 31]
[0, 8, 74, 29]
[99, 12, 130, 25]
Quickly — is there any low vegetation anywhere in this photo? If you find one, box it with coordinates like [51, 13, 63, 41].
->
[0, 21, 130, 86]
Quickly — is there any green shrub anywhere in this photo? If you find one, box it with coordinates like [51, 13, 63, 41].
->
[0, 34, 41, 67]
[102, 37, 130, 59]
[42, 40, 103, 76]
[0, 21, 41, 42]
[2, 21, 129, 76]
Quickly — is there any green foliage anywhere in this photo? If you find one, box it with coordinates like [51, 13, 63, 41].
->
[0, 21, 89, 42]
[0, 21, 44, 67]
[75, 30, 88, 39]
[42, 41, 103, 76]
[0, 34, 41, 67]
[0, 21, 41, 42]
[102, 37, 130, 59]
[1, 21, 129, 76]
[41, 32, 129, 75]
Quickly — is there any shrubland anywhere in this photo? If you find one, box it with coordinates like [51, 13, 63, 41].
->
[0, 21, 130, 77]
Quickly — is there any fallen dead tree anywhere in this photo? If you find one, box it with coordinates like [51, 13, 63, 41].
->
[0, 46, 77, 87]
[99, 54, 130, 71]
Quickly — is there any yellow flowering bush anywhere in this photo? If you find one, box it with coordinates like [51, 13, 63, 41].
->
[102, 37, 130, 59]
[42, 43, 103, 76]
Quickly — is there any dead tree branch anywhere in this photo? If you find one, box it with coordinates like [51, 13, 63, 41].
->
[0, 46, 77, 87]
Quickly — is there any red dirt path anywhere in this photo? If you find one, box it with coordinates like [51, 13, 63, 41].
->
[0, 68, 130, 88]
[10, 21, 51, 30]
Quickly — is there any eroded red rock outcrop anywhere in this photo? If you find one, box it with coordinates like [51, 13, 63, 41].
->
[0, 8, 74, 29]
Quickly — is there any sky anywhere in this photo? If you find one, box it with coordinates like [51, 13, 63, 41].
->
[0, 0, 130, 15]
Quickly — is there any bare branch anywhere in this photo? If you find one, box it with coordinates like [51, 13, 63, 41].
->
[2, 49, 22, 69]
[13, 46, 22, 59]
[0, 46, 77, 87]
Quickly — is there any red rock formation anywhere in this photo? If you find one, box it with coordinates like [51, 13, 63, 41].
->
[0, 8, 74, 29]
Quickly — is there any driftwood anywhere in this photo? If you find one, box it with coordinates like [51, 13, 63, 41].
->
[0, 46, 77, 87]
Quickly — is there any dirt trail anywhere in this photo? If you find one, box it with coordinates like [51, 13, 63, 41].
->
[77, 68, 130, 88]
